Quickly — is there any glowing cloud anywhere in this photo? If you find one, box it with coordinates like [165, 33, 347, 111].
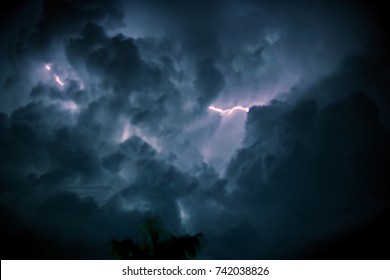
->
[61, 101, 79, 113]
[120, 122, 132, 143]
[44, 64, 51, 71]
[208, 105, 249, 115]
[177, 200, 190, 224]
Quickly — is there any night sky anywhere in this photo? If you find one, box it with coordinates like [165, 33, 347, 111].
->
[1, 0, 389, 259]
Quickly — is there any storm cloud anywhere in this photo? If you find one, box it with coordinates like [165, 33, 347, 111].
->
[1, 0, 389, 259]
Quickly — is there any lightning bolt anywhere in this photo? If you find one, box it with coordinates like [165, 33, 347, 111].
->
[44, 63, 65, 87]
[54, 75, 65, 86]
[208, 105, 249, 115]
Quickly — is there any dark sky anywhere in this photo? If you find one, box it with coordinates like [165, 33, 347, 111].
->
[1, 0, 389, 259]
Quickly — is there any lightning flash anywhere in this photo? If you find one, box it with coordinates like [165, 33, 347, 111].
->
[54, 75, 65, 86]
[208, 105, 249, 115]
[44, 63, 65, 87]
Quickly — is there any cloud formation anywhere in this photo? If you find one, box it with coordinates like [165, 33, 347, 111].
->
[1, 0, 389, 259]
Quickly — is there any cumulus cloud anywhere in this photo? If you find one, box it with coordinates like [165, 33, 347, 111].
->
[221, 92, 390, 258]
[1, 0, 389, 259]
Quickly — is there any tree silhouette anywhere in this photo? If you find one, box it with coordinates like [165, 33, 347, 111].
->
[111, 217, 203, 260]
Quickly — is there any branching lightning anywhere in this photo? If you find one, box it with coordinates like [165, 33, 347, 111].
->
[208, 105, 249, 115]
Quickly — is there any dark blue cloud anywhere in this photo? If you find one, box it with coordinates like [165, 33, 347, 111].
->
[0, 0, 389, 260]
